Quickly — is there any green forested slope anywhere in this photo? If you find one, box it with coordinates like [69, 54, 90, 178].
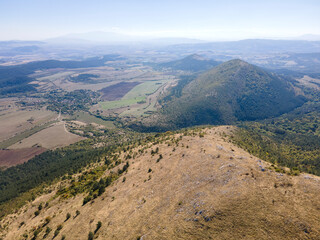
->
[147, 59, 305, 130]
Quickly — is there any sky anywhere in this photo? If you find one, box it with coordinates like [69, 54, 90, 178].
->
[0, 0, 319, 41]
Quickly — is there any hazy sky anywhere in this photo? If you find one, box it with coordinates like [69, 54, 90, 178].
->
[0, 0, 319, 41]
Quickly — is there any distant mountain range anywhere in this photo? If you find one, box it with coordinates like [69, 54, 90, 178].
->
[158, 54, 221, 72]
[1, 36, 320, 55]
[46, 31, 205, 45]
[295, 34, 320, 41]
[163, 39, 320, 54]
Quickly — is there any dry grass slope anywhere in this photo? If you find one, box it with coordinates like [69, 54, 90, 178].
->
[1, 126, 320, 240]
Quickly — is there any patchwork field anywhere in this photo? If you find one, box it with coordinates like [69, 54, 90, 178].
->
[8, 122, 84, 149]
[99, 79, 174, 116]
[99, 97, 146, 110]
[99, 81, 141, 101]
[32, 65, 167, 92]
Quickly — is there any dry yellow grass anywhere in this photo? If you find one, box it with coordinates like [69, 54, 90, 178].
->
[1, 126, 320, 240]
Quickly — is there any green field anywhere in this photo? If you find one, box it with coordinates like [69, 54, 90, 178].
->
[122, 81, 164, 100]
[100, 96, 146, 110]
[99, 80, 165, 112]
[71, 111, 115, 128]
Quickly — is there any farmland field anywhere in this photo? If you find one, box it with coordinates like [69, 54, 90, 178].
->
[99, 80, 169, 114]
[122, 80, 165, 100]
[0, 108, 57, 143]
[99, 81, 140, 101]
[32, 65, 164, 92]
[71, 111, 115, 128]
[0, 120, 57, 149]
[99, 97, 146, 110]
[8, 122, 84, 149]
[0, 147, 46, 168]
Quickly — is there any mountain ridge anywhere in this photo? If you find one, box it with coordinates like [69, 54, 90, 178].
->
[158, 54, 221, 72]
[1, 126, 319, 240]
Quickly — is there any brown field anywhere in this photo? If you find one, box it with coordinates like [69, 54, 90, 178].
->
[0, 108, 57, 143]
[0, 147, 46, 168]
[2, 126, 320, 240]
[8, 122, 84, 149]
[99, 81, 141, 101]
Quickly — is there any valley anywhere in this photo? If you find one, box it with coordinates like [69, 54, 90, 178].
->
[0, 39, 320, 239]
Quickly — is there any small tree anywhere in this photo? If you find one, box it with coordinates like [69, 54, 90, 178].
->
[34, 210, 40, 216]
[65, 213, 71, 221]
[88, 231, 94, 240]
[45, 216, 51, 225]
[43, 226, 51, 238]
[54, 229, 60, 238]
[75, 210, 80, 217]
[95, 221, 102, 233]
[157, 154, 163, 162]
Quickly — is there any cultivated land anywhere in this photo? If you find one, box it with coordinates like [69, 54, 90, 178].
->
[0, 107, 56, 143]
[0, 147, 46, 168]
[70, 111, 115, 128]
[99, 81, 141, 101]
[32, 65, 175, 92]
[8, 122, 84, 149]
[98, 78, 175, 117]
[1, 126, 319, 240]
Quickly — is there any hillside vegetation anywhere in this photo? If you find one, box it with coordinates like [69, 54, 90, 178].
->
[137, 59, 305, 130]
[1, 126, 319, 240]
[233, 100, 320, 176]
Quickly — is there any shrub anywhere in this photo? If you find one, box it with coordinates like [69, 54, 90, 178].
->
[75, 210, 80, 216]
[88, 231, 94, 240]
[83, 196, 92, 205]
[54, 229, 60, 238]
[95, 221, 102, 233]
[45, 216, 51, 225]
[157, 154, 163, 163]
[65, 213, 71, 221]
[57, 225, 63, 231]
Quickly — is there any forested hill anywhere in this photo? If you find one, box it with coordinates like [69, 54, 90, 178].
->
[137, 59, 306, 130]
